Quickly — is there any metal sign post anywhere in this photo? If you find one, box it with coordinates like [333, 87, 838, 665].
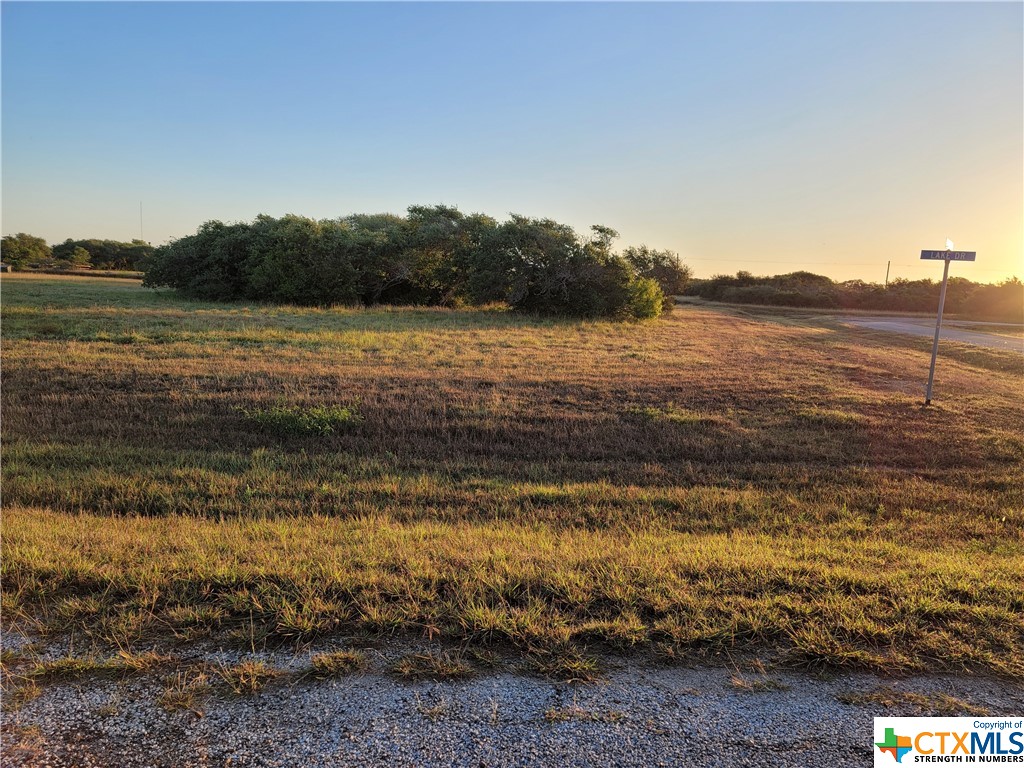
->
[921, 246, 977, 405]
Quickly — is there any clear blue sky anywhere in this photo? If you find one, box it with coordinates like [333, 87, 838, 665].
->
[3, 1, 1021, 281]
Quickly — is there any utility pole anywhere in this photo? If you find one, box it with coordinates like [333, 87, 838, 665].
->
[884, 260, 890, 288]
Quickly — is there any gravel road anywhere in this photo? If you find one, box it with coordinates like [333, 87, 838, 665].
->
[840, 317, 1024, 353]
[4, 644, 1021, 768]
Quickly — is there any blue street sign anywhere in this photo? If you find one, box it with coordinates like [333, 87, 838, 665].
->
[921, 250, 976, 261]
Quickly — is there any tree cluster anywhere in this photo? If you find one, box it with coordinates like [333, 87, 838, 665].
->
[1, 233, 51, 269]
[52, 239, 155, 271]
[143, 207, 692, 319]
[0, 233, 154, 271]
[686, 271, 1023, 323]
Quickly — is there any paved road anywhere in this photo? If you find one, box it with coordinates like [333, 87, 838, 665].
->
[841, 316, 1023, 353]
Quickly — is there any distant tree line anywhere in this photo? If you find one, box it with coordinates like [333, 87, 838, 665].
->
[142, 206, 692, 319]
[0, 233, 154, 271]
[686, 271, 1023, 323]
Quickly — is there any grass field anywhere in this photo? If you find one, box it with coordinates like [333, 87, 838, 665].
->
[2, 273, 1022, 678]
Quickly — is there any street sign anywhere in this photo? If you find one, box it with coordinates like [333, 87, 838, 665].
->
[921, 246, 977, 405]
[921, 250, 976, 261]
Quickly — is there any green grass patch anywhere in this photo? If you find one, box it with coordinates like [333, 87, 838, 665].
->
[239, 404, 362, 437]
[627, 402, 724, 426]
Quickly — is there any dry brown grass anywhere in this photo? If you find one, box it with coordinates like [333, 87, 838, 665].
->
[158, 669, 212, 715]
[213, 659, 279, 695]
[1, 274, 1022, 676]
[837, 687, 991, 716]
[310, 649, 367, 678]
[392, 651, 474, 681]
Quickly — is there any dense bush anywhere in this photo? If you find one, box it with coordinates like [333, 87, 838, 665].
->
[144, 207, 669, 319]
[686, 271, 1023, 323]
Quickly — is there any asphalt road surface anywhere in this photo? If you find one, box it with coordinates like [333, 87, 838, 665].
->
[841, 317, 1023, 353]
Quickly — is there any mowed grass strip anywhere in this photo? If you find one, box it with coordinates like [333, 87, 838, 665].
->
[1, 275, 1022, 676]
[4, 507, 1022, 676]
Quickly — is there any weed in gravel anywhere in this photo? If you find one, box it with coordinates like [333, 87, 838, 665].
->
[489, 696, 500, 725]
[529, 644, 601, 683]
[213, 660, 279, 695]
[414, 693, 452, 721]
[28, 657, 124, 683]
[837, 687, 991, 716]
[18, 651, 172, 685]
[310, 649, 367, 678]
[392, 651, 474, 681]
[2, 723, 46, 763]
[117, 649, 174, 672]
[728, 674, 791, 693]
[159, 669, 212, 715]
[95, 691, 124, 718]
[2, 679, 42, 712]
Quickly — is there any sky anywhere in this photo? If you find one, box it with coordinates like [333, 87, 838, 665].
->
[2, 1, 1021, 283]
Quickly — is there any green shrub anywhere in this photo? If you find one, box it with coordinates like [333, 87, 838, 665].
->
[240, 404, 362, 437]
[623, 276, 666, 319]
